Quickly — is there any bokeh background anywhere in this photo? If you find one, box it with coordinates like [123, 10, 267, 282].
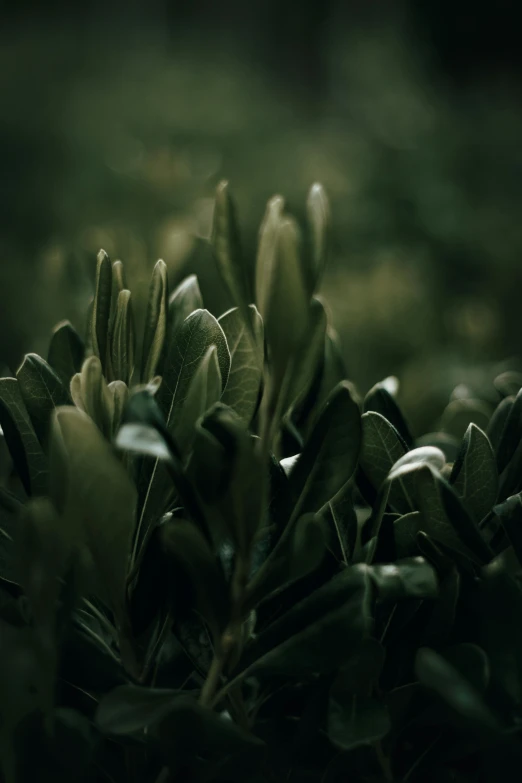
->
[2, 0, 522, 434]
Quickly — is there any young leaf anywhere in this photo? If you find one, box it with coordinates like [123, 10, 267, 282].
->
[263, 217, 310, 383]
[0, 378, 48, 496]
[108, 380, 129, 437]
[47, 321, 84, 388]
[49, 406, 137, 621]
[109, 259, 127, 331]
[450, 424, 498, 523]
[110, 289, 135, 386]
[305, 182, 330, 295]
[212, 180, 251, 315]
[90, 249, 112, 373]
[17, 353, 70, 446]
[141, 259, 168, 383]
[218, 305, 264, 425]
[168, 274, 203, 340]
[256, 194, 284, 318]
[77, 357, 113, 438]
[281, 296, 327, 418]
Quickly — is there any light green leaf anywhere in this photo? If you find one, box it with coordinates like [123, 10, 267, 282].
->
[256, 194, 284, 318]
[450, 424, 498, 523]
[49, 406, 137, 620]
[47, 321, 84, 388]
[110, 289, 135, 386]
[305, 182, 330, 294]
[141, 259, 168, 383]
[0, 378, 48, 496]
[17, 353, 70, 446]
[168, 274, 203, 340]
[212, 180, 251, 316]
[90, 249, 112, 373]
[218, 305, 264, 425]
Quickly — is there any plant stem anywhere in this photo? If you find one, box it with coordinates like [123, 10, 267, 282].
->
[199, 648, 227, 707]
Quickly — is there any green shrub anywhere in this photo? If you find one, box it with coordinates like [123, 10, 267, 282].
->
[1, 182, 522, 782]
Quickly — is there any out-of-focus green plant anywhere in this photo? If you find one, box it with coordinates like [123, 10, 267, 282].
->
[1, 183, 522, 782]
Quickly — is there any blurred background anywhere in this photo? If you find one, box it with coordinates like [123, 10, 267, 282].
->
[2, 0, 522, 434]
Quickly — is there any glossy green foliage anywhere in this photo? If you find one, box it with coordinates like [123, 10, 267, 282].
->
[1, 182, 521, 783]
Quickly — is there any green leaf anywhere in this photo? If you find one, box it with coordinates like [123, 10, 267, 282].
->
[90, 249, 112, 373]
[110, 289, 135, 386]
[75, 357, 113, 438]
[141, 259, 169, 383]
[0, 378, 48, 496]
[361, 557, 439, 601]
[256, 194, 285, 318]
[17, 353, 70, 447]
[189, 404, 266, 555]
[109, 259, 127, 332]
[495, 387, 522, 474]
[168, 274, 203, 340]
[305, 182, 330, 295]
[47, 321, 84, 388]
[450, 424, 498, 522]
[289, 513, 326, 580]
[289, 381, 361, 520]
[487, 395, 514, 458]
[364, 379, 413, 448]
[160, 517, 229, 638]
[312, 327, 346, 417]
[263, 217, 310, 383]
[415, 647, 498, 728]
[321, 481, 358, 565]
[50, 406, 137, 621]
[175, 346, 223, 457]
[394, 511, 423, 558]
[327, 694, 391, 751]
[360, 412, 409, 510]
[108, 380, 129, 437]
[116, 422, 172, 462]
[493, 493, 522, 569]
[156, 309, 230, 430]
[281, 296, 327, 418]
[218, 305, 264, 425]
[96, 684, 183, 734]
[212, 180, 251, 314]
[240, 566, 373, 677]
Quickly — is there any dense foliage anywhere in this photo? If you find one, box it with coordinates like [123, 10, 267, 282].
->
[1, 183, 522, 782]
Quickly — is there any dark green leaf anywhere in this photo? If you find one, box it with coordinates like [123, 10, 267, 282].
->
[263, 217, 310, 383]
[212, 180, 251, 314]
[255, 194, 284, 319]
[360, 412, 408, 509]
[440, 398, 491, 440]
[160, 517, 230, 637]
[364, 380, 413, 448]
[289, 381, 361, 520]
[327, 694, 391, 751]
[494, 494, 522, 568]
[450, 424, 498, 522]
[487, 396, 514, 458]
[281, 296, 327, 418]
[50, 406, 137, 623]
[47, 321, 84, 388]
[0, 377, 48, 496]
[17, 353, 70, 446]
[415, 647, 498, 728]
[175, 345, 223, 456]
[96, 684, 183, 734]
[218, 305, 264, 425]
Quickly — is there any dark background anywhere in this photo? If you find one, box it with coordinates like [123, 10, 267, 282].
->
[2, 0, 522, 432]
